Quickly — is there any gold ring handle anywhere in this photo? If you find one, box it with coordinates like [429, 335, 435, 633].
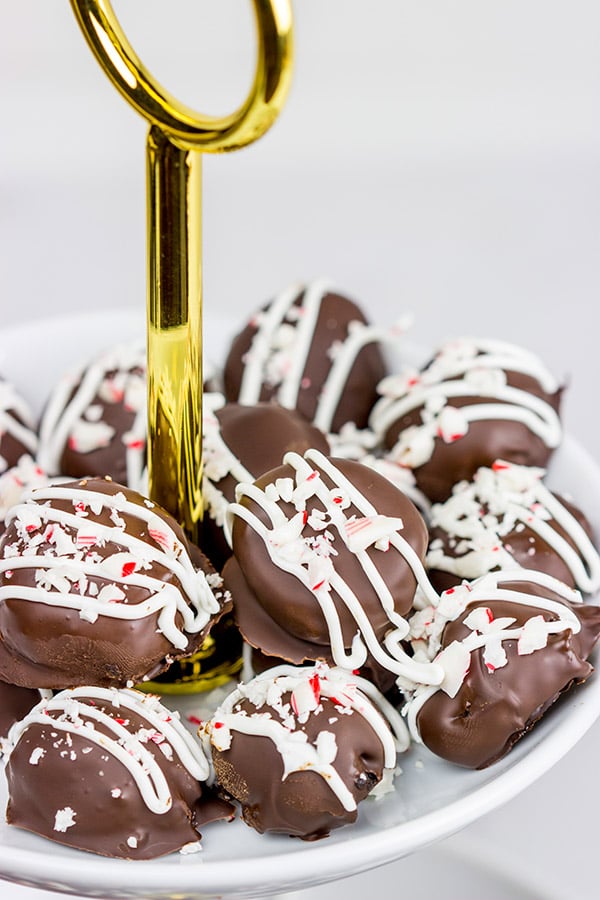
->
[69, 0, 293, 151]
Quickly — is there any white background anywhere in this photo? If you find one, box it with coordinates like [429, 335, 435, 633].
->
[1, 2, 600, 898]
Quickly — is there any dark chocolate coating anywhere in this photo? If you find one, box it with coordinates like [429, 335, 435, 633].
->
[0, 478, 231, 690]
[0, 431, 34, 476]
[230, 562, 398, 698]
[0, 378, 37, 476]
[417, 581, 600, 769]
[212, 692, 386, 839]
[223, 290, 387, 433]
[428, 491, 597, 594]
[5, 690, 228, 859]
[228, 457, 428, 651]
[383, 371, 563, 503]
[203, 401, 330, 570]
[0, 683, 40, 738]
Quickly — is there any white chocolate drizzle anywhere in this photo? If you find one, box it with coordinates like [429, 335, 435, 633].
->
[208, 663, 404, 812]
[236, 279, 409, 433]
[5, 687, 209, 814]
[404, 569, 583, 742]
[370, 337, 562, 468]
[37, 341, 147, 491]
[427, 460, 600, 593]
[228, 449, 443, 686]
[0, 482, 221, 649]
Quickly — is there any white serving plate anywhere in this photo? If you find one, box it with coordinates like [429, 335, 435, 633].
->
[0, 310, 599, 900]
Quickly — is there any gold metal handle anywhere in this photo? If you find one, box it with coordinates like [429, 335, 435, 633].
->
[70, 0, 293, 690]
[70, 0, 293, 151]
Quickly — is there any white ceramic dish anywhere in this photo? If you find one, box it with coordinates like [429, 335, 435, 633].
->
[0, 310, 599, 900]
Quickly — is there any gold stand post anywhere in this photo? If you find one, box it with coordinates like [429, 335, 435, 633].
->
[146, 127, 204, 544]
[70, 0, 293, 690]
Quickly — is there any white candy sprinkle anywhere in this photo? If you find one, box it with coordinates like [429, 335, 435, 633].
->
[28, 747, 45, 765]
[79, 608, 99, 623]
[517, 615, 549, 655]
[179, 841, 202, 855]
[437, 641, 471, 698]
[54, 807, 76, 832]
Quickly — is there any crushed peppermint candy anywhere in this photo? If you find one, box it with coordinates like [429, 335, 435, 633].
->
[426, 461, 600, 593]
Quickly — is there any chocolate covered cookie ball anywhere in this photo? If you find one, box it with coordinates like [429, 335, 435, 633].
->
[224, 448, 441, 688]
[202, 394, 330, 569]
[207, 663, 405, 839]
[370, 337, 563, 503]
[426, 460, 600, 594]
[223, 280, 389, 433]
[405, 571, 600, 768]
[0, 377, 38, 475]
[37, 341, 146, 490]
[0, 477, 231, 689]
[5, 686, 228, 858]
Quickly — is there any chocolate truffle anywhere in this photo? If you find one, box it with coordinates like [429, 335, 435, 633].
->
[202, 394, 330, 569]
[0, 477, 231, 689]
[0, 377, 38, 475]
[207, 663, 405, 839]
[224, 448, 441, 688]
[405, 571, 600, 768]
[222, 279, 389, 433]
[37, 341, 146, 490]
[4, 686, 222, 858]
[426, 460, 600, 594]
[370, 337, 563, 503]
